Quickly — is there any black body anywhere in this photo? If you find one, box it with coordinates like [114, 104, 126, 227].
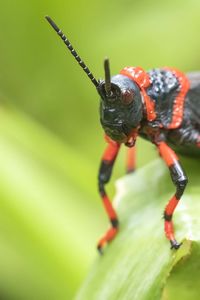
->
[148, 69, 200, 155]
[99, 68, 200, 154]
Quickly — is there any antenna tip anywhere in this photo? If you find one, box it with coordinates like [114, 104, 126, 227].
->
[45, 15, 51, 22]
[45, 15, 59, 33]
[104, 57, 110, 69]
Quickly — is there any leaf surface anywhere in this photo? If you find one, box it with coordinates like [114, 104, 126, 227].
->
[77, 158, 200, 300]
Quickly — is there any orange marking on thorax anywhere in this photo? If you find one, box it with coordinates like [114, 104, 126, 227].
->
[120, 67, 156, 122]
[164, 67, 190, 129]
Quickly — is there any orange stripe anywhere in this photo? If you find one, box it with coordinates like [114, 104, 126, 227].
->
[102, 143, 120, 161]
[102, 135, 120, 161]
[120, 67, 156, 122]
[164, 221, 174, 240]
[164, 67, 190, 129]
[103, 195, 117, 219]
[105, 227, 118, 242]
[165, 195, 179, 215]
[141, 87, 156, 121]
[98, 227, 118, 248]
[158, 142, 178, 166]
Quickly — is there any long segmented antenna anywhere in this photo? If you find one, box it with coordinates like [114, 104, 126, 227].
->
[45, 16, 99, 88]
[104, 58, 112, 96]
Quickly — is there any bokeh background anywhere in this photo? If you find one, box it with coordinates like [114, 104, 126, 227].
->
[0, 0, 200, 299]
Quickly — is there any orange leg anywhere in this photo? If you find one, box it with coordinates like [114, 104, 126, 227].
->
[157, 142, 188, 249]
[126, 146, 136, 173]
[97, 136, 121, 254]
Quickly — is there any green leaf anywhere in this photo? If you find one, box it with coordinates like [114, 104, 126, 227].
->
[0, 105, 105, 299]
[76, 158, 200, 300]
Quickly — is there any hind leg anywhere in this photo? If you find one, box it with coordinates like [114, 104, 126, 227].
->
[157, 142, 188, 249]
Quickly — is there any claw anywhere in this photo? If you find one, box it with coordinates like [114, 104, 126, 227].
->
[170, 239, 182, 250]
[97, 244, 104, 255]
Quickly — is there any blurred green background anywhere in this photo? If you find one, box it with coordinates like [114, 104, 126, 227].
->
[0, 0, 200, 299]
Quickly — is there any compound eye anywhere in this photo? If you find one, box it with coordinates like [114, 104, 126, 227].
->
[121, 89, 134, 105]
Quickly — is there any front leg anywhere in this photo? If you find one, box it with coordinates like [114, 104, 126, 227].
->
[157, 142, 188, 249]
[126, 146, 136, 173]
[97, 136, 121, 254]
